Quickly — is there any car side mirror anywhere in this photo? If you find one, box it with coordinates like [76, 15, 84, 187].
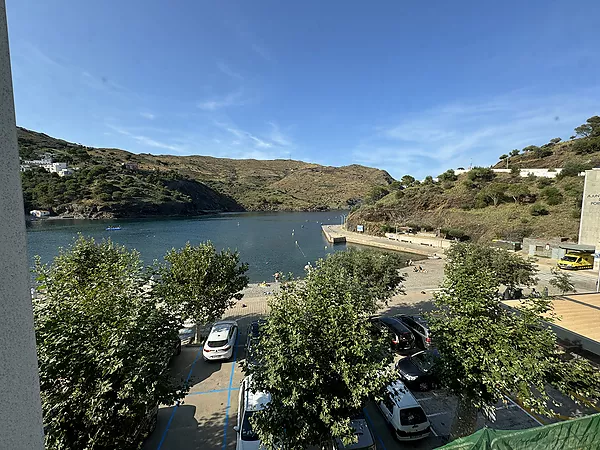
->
[233, 425, 240, 432]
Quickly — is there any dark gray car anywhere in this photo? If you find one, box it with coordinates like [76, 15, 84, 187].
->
[395, 315, 432, 349]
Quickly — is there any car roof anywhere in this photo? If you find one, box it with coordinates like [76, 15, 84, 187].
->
[378, 317, 411, 333]
[386, 380, 421, 409]
[209, 322, 235, 340]
[243, 376, 271, 412]
[397, 314, 428, 325]
[335, 417, 374, 449]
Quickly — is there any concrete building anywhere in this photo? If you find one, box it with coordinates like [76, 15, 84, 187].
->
[579, 169, 600, 249]
[0, 0, 45, 447]
[42, 162, 67, 173]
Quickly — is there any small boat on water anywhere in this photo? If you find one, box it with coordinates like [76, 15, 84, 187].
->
[106, 226, 122, 231]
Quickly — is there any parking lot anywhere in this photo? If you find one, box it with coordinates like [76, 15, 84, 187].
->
[143, 305, 554, 450]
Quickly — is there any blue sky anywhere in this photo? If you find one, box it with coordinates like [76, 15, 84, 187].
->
[7, 0, 600, 179]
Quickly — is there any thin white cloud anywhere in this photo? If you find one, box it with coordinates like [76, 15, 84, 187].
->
[354, 89, 600, 179]
[140, 112, 156, 120]
[107, 125, 184, 152]
[251, 43, 272, 62]
[197, 90, 244, 111]
[225, 126, 272, 148]
[267, 121, 293, 147]
[217, 62, 244, 80]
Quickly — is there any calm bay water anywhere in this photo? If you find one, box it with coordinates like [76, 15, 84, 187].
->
[26, 211, 414, 283]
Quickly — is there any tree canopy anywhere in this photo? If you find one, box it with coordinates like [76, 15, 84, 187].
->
[157, 242, 249, 332]
[34, 237, 187, 450]
[428, 243, 600, 438]
[250, 250, 404, 449]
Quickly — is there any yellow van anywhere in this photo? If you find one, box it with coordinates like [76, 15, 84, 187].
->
[557, 252, 594, 270]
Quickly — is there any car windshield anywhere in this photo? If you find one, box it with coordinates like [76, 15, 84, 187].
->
[562, 256, 578, 262]
[400, 407, 427, 426]
[207, 339, 228, 348]
[241, 411, 259, 441]
[411, 352, 436, 372]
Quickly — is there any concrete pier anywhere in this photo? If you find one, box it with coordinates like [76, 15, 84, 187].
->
[322, 224, 444, 256]
[321, 225, 347, 243]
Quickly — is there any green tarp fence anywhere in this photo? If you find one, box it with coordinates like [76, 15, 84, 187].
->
[439, 413, 600, 450]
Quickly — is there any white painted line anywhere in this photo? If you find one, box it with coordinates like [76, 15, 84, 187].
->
[426, 411, 450, 418]
[504, 396, 544, 426]
[430, 426, 438, 436]
[495, 404, 517, 411]
[415, 396, 434, 402]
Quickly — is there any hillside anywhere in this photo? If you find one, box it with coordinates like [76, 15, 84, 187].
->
[18, 127, 392, 218]
[347, 116, 600, 243]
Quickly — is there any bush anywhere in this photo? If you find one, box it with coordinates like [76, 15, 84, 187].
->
[573, 136, 600, 155]
[438, 169, 458, 182]
[530, 203, 549, 216]
[558, 161, 590, 179]
[540, 187, 563, 205]
[440, 227, 470, 241]
[467, 167, 495, 183]
[536, 178, 553, 188]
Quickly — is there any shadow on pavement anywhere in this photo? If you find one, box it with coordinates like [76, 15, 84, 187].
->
[142, 406, 231, 450]
[380, 300, 436, 317]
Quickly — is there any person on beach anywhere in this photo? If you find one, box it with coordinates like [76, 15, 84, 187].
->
[273, 272, 280, 282]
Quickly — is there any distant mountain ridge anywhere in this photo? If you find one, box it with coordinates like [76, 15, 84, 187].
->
[17, 127, 393, 218]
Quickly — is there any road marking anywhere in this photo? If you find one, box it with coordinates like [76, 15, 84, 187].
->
[415, 396, 434, 401]
[426, 411, 449, 418]
[362, 408, 388, 450]
[156, 348, 203, 450]
[221, 340, 240, 450]
[187, 387, 240, 396]
[504, 396, 545, 426]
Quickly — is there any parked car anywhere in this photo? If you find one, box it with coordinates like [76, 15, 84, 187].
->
[396, 349, 440, 391]
[203, 320, 238, 361]
[245, 319, 267, 371]
[377, 380, 430, 441]
[234, 375, 271, 450]
[369, 316, 415, 352]
[394, 315, 433, 349]
[333, 411, 376, 450]
[178, 320, 196, 346]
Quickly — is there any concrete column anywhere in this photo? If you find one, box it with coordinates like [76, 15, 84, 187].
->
[0, 1, 45, 448]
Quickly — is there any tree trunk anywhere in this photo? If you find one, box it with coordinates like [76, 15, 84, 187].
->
[450, 397, 478, 440]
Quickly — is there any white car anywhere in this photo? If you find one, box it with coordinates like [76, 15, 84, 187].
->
[203, 320, 238, 361]
[377, 380, 430, 441]
[234, 375, 271, 450]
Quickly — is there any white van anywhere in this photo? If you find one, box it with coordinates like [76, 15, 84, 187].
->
[376, 380, 430, 441]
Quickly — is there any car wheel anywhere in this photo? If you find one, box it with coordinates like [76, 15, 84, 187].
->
[175, 341, 182, 356]
[418, 381, 430, 391]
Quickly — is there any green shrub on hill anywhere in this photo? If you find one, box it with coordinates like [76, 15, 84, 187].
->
[530, 203, 549, 216]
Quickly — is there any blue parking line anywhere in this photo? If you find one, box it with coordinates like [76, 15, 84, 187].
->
[363, 408, 388, 450]
[221, 340, 239, 450]
[187, 387, 240, 396]
[156, 348, 203, 450]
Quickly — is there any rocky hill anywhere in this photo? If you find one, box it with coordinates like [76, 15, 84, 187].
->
[347, 116, 600, 243]
[18, 127, 392, 218]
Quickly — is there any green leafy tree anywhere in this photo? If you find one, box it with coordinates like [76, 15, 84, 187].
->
[499, 154, 508, 160]
[534, 146, 553, 158]
[506, 183, 530, 204]
[467, 167, 496, 183]
[509, 149, 520, 157]
[157, 242, 249, 341]
[438, 169, 458, 182]
[549, 137, 562, 145]
[34, 237, 186, 450]
[251, 250, 404, 449]
[479, 182, 508, 207]
[557, 161, 590, 179]
[549, 268, 576, 295]
[573, 136, 600, 155]
[522, 145, 540, 154]
[428, 244, 600, 438]
[400, 174, 418, 187]
[574, 116, 600, 138]
[540, 186, 563, 206]
[366, 185, 390, 203]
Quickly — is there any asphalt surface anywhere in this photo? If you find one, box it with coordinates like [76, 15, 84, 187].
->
[142, 312, 559, 450]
